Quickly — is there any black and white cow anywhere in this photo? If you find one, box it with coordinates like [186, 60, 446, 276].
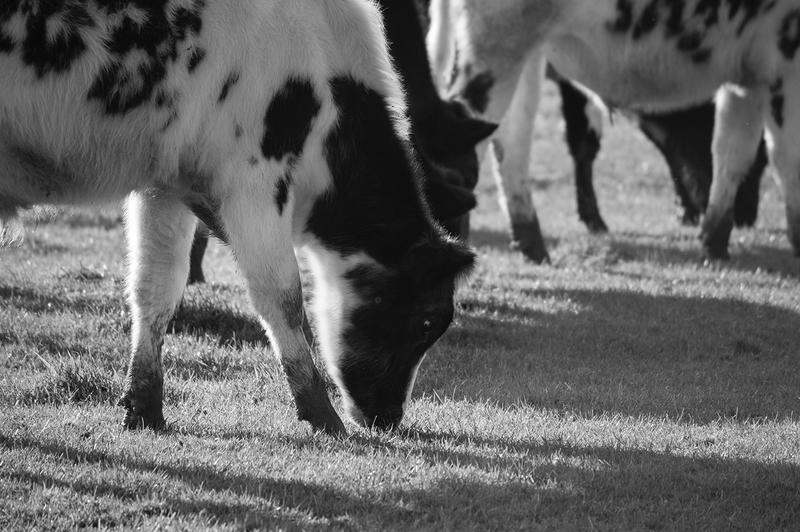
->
[186, 0, 495, 285]
[0, 0, 475, 433]
[553, 75, 767, 232]
[431, 0, 800, 260]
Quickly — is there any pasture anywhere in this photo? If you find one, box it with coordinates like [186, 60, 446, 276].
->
[1, 82, 799, 530]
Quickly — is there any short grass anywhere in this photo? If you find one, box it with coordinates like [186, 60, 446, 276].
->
[2, 83, 799, 531]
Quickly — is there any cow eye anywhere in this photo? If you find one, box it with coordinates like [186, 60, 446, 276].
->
[422, 318, 433, 331]
[374, 296, 383, 305]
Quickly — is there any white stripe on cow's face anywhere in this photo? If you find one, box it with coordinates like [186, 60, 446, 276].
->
[302, 244, 379, 393]
[402, 352, 428, 413]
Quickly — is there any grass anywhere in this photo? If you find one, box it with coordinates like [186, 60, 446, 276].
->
[1, 82, 799, 530]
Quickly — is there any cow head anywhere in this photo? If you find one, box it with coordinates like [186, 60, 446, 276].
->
[306, 238, 474, 430]
[304, 76, 475, 429]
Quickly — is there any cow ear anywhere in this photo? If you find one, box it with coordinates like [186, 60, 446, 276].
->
[407, 238, 476, 285]
[452, 117, 498, 147]
[426, 179, 477, 220]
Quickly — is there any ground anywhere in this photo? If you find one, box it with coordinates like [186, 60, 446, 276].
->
[1, 82, 798, 530]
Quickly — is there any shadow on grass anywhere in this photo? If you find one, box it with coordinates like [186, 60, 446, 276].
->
[2, 431, 798, 529]
[169, 301, 267, 349]
[0, 284, 122, 315]
[608, 237, 800, 279]
[425, 288, 800, 423]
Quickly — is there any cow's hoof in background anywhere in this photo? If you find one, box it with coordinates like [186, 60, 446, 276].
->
[118, 394, 166, 430]
[679, 209, 700, 227]
[510, 220, 551, 264]
[187, 268, 205, 285]
[583, 216, 609, 234]
[700, 210, 734, 260]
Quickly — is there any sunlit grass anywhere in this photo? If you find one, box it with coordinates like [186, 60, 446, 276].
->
[2, 83, 799, 530]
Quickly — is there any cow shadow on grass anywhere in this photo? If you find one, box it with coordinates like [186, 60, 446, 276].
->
[169, 300, 267, 349]
[423, 288, 800, 424]
[3, 431, 798, 529]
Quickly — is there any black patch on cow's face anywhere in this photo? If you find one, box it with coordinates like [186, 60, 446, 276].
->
[261, 78, 321, 161]
[275, 171, 292, 215]
[780, 10, 800, 60]
[771, 79, 785, 127]
[307, 76, 475, 427]
[459, 70, 495, 114]
[218, 72, 240, 103]
[187, 47, 205, 72]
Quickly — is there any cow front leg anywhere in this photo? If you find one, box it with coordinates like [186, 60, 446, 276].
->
[701, 87, 766, 259]
[486, 50, 550, 263]
[120, 192, 197, 429]
[765, 76, 800, 256]
[219, 186, 345, 436]
[558, 80, 607, 233]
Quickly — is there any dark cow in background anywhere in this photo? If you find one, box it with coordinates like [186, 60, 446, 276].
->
[0, 0, 475, 433]
[554, 77, 768, 233]
[187, 0, 495, 285]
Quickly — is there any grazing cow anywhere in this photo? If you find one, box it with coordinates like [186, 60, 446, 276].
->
[186, 0, 495, 285]
[553, 75, 768, 231]
[0, 0, 475, 433]
[430, 0, 800, 260]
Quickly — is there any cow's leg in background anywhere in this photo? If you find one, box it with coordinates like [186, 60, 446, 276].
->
[734, 140, 768, 228]
[187, 225, 209, 285]
[702, 87, 767, 259]
[120, 192, 197, 429]
[218, 182, 345, 435]
[556, 80, 607, 233]
[484, 50, 550, 263]
[765, 74, 800, 257]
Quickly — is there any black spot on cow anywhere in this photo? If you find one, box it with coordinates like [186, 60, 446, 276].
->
[307, 76, 432, 263]
[0, 30, 13, 53]
[677, 31, 705, 53]
[248, 156, 259, 166]
[261, 78, 321, 161]
[694, 0, 721, 28]
[19, 3, 95, 77]
[218, 72, 240, 103]
[234, 123, 243, 139]
[779, 10, 800, 60]
[607, 0, 635, 33]
[459, 71, 494, 114]
[86, 0, 205, 115]
[665, 0, 687, 36]
[275, 172, 293, 215]
[632, 0, 660, 40]
[771, 79, 785, 128]
[691, 48, 713, 63]
[187, 47, 205, 72]
[733, 0, 764, 34]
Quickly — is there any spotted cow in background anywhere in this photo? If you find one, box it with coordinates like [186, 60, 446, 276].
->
[0, 0, 475, 433]
[186, 0, 495, 285]
[431, 0, 800, 260]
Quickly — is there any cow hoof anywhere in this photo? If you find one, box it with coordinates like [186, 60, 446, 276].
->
[584, 217, 609, 234]
[118, 395, 166, 431]
[679, 211, 700, 227]
[302, 405, 347, 436]
[510, 220, 550, 264]
[187, 269, 206, 285]
[700, 210, 733, 261]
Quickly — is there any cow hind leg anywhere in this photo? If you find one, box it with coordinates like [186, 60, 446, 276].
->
[121, 192, 197, 430]
[558, 80, 607, 233]
[187, 225, 209, 285]
[701, 87, 767, 259]
[487, 50, 550, 263]
[765, 77, 800, 256]
[218, 180, 345, 435]
[733, 139, 767, 228]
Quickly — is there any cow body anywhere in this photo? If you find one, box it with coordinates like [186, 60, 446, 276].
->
[432, 0, 800, 259]
[1, 0, 474, 433]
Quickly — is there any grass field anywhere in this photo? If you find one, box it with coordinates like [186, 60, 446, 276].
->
[2, 82, 799, 530]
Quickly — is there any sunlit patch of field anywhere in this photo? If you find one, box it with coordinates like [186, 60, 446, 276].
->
[2, 83, 798, 530]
